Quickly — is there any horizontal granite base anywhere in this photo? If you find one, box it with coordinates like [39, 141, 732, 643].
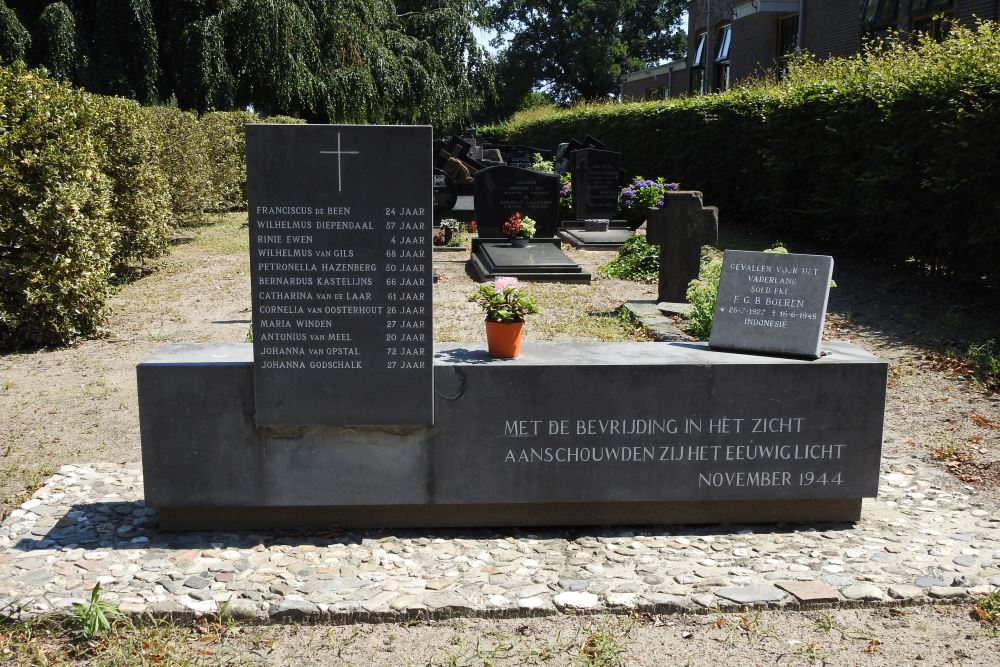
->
[559, 226, 634, 250]
[138, 342, 887, 530]
[158, 499, 863, 530]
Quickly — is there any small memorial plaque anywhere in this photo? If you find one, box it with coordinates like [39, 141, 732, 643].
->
[710, 250, 833, 359]
[247, 124, 433, 426]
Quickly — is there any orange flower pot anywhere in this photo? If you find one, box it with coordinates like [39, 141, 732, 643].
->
[485, 320, 524, 358]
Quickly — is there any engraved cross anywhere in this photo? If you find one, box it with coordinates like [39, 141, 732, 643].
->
[319, 132, 360, 192]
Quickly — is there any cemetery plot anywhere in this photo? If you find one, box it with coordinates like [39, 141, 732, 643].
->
[469, 165, 590, 283]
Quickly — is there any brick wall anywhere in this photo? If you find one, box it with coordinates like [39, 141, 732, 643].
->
[621, 68, 690, 100]
[687, 0, 738, 91]
[954, 0, 999, 23]
[804, 0, 864, 57]
[731, 13, 781, 81]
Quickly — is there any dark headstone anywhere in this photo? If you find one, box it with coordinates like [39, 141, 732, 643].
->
[246, 124, 433, 426]
[473, 165, 561, 238]
[571, 149, 622, 220]
[710, 250, 834, 359]
[645, 191, 719, 302]
[433, 168, 456, 216]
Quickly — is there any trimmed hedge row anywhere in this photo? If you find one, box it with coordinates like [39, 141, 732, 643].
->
[0, 63, 302, 349]
[485, 24, 1000, 286]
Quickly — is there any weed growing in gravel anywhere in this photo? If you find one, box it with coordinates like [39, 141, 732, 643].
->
[712, 611, 776, 646]
[578, 616, 634, 666]
[973, 587, 1000, 633]
[72, 584, 120, 638]
[966, 339, 1000, 392]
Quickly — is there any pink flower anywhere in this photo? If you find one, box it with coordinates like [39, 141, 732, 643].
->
[494, 276, 519, 291]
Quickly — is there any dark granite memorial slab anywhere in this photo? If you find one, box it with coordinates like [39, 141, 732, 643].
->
[473, 165, 561, 238]
[138, 340, 887, 528]
[710, 250, 834, 359]
[247, 124, 433, 426]
[570, 149, 622, 220]
[469, 238, 591, 283]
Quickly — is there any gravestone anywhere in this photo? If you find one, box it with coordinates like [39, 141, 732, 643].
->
[570, 148, 623, 220]
[246, 124, 433, 426]
[432, 168, 456, 218]
[710, 250, 834, 359]
[473, 165, 561, 238]
[469, 165, 590, 282]
[645, 191, 719, 303]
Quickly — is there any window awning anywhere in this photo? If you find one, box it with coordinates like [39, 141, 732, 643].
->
[733, 0, 800, 20]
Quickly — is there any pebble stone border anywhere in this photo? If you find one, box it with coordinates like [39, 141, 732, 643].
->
[0, 452, 997, 624]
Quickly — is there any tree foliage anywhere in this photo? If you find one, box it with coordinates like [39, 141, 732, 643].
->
[0, 2, 29, 64]
[489, 0, 686, 104]
[3, 0, 494, 128]
[35, 2, 76, 80]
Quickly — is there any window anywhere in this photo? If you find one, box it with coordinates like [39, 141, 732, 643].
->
[714, 25, 732, 92]
[690, 31, 707, 95]
[692, 32, 707, 68]
[777, 15, 799, 75]
[861, 0, 899, 30]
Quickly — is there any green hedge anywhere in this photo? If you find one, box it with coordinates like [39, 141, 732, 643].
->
[486, 23, 1000, 285]
[0, 64, 114, 347]
[0, 63, 303, 348]
[201, 110, 304, 211]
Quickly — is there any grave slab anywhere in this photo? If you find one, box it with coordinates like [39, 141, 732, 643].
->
[469, 239, 592, 283]
[558, 227, 634, 250]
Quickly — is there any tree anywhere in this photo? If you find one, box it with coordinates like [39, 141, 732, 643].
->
[0, 2, 29, 64]
[35, 2, 76, 80]
[396, 0, 496, 131]
[89, 0, 159, 103]
[488, 0, 686, 103]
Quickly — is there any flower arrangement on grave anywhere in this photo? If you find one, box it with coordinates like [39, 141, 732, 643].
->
[501, 212, 537, 240]
[532, 152, 555, 172]
[468, 276, 540, 358]
[559, 173, 572, 216]
[467, 220, 477, 234]
[619, 176, 679, 225]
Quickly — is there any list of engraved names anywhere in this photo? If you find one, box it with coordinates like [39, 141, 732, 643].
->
[253, 203, 428, 371]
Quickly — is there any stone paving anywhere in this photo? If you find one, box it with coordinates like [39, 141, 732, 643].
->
[0, 451, 998, 623]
